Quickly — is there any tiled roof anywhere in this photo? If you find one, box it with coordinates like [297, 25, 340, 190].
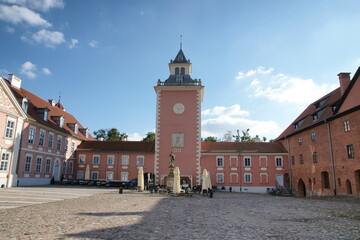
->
[76, 141, 155, 153]
[5, 79, 93, 140]
[201, 142, 287, 153]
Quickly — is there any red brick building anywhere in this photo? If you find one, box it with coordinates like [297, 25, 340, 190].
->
[276, 68, 360, 196]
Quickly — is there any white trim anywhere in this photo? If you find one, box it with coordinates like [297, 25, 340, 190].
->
[21, 147, 65, 158]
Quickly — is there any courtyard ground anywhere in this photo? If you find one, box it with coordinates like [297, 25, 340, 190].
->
[0, 186, 359, 240]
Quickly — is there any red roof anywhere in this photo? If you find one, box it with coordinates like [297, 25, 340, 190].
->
[76, 141, 155, 153]
[201, 142, 287, 153]
[6, 79, 93, 140]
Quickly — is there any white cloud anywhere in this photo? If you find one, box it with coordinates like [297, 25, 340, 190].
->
[127, 132, 143, 141]
[89, 40, 98, 48]
[29, 29, 65, 48]
[0, 4, 51, 27]
[20, 61, 37, 79]
[201, 105, 281, 140]
[68, 38, 78, 49]
[202, 104, 249, 117]
[236, 66, 274, 80]
[2, 0, 64, 12]
[5, 25, 15, 32]
[42, 67, 51, 75]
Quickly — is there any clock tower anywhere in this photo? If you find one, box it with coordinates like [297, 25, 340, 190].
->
[154, 48, 204, 186]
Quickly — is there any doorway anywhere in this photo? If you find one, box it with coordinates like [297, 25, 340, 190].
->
[346, 179, 352, 194]
[298, 178, 306, 197]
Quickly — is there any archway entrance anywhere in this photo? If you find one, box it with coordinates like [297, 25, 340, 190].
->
[53, 160, 60, 181]
[284, 173, 290, 188]
[297, 179, 306, 197]
[346, 179, 352, 194]
[355, 170, 360, 194]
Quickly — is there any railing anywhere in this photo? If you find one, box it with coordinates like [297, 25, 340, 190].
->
[157, 80, 202, 86]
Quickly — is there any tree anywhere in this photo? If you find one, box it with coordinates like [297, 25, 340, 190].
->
[93, 128, 128, 141]
[203, 136, 217, 142]
[142, 132, 155, 141]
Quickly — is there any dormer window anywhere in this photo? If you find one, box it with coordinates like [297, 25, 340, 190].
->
[35, 108, 49, 121]
[176, 75, 183, 82]
[60, 116, 65, 128]
[75, 123, 78, 134]
[314, 97, 328, 109]
[312, 114, 318, 121]
[22, 98, 29, 113]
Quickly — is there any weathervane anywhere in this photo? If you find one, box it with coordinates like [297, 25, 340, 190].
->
[180, 35, 182, 50]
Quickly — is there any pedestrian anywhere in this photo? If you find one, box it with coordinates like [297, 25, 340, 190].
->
[229, 187, 232, 192]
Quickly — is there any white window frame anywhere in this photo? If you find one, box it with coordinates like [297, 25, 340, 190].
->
[107, 155, 115, 165]
[344, 120, 350, 132]
[64, 138, 69, 153]
[35, 155, 42, 173]
[62, 161, 67, 174]
[298, 137, 303, 145]
[93, 155, 100, 165]
[79, 154, 86, 164]
[311, 132, 316, 142]
[0, 151, 10, 171]
[68, 161, 74, 175]
[24, 154, 32, 172]
[136, 156, 144, 166]
[56, 135, 62, 151]
[121, 172, 129, 181]
[48, 132, 54, 149]
[5, 118, 15, 139]
[75, 123, 78, 134]
[244, 156, 251, 167]
[28, 126, 36, 144]
[38, 129, 46, 147]
[106, 171, 114, 181]
[45, 157, 52, 174]
[216, 173, 224, 183]
[71, 141, 75, 153]
[275, 156, 283, 167]
[122, 155, 129, 166]
[216, 156, 224, 167]
[91, 171, 99, 180]
[244, 173, 252, 183]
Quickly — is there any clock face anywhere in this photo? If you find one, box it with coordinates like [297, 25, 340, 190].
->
[173, 103, 185, 114]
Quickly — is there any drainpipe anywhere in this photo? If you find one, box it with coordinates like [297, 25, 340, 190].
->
[287, 137, 292, 191]
[239, 153, 242, 192]
[326, 121, 337, 196]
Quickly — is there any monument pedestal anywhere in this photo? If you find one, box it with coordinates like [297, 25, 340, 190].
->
[167, 167, 174, 189]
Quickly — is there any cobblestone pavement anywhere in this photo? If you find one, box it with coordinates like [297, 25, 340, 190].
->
[0, 186, 117, 209]
[0, 187, 359, 240]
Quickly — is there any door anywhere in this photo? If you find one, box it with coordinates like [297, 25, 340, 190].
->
[276, 174, 283, 187]
[53, 162, 60, 181]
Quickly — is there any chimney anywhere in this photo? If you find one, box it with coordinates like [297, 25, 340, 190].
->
[338, 72, 350, 95]
[8, 74, 22, 89]
[48, 99, 56, 106]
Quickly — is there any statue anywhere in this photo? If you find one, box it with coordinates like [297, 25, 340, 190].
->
[169, 152, 175, 168]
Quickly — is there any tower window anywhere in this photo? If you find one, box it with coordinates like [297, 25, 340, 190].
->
[181, 67, 185, 75]
[175, 67, 179, 75]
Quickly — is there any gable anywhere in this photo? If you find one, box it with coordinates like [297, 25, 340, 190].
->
[338, 68, 360, 113]
[0, 78, 26, 118]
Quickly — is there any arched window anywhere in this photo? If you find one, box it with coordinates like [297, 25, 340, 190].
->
[181, 67, 185, 75]
[175, 67, 179, 75]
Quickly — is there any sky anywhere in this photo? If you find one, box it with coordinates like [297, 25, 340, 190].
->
[1, 0, 360, 141]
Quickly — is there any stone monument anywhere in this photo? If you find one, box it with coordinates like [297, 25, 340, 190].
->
[167, 152, 175, 189]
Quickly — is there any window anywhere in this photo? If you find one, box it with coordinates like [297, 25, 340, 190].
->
[122, 155, 129, 165]
[25, 154, 32, 172]
[64, 138, 68, 152]
[137, 156, 144, 166]
[77, 171, 84, 180]
[79, 155, 86, 164]
[311, 132, 316, 142]
[38, 130, 45, 146]
[35, 156, 42, 173]
[321, 171, 330, 189]
[216, 173, 224, 183]
[291, 156, 295, 165]
[216, 156, 224, 167]
[28, 127, 36, 144]
[175, 67, 179, 75]
[298, 137, 303, 145]
[313, 152, 318, 163]
[107, 155, 114, 165]
[347, 145, 354, 159]
[181, 67, 185, 75]
[312, 114, 318, 121]
[260, 173, 268, 183]
[22, 98, 29, 112]
[62, 161, 66, 174]
[93, 155, 100, 165]
[0, 152, 10, 171]
[244, 157, 251, 167]
[106, 172, 114, 181]
[60, 116, 64, 128]
[48, 132, 54, 149]
[300, 154, 304, 164]
[56, 135, 62, 151]
[121, 172, 129, 181]
[71, 141, 75, 153]
[75, 123, 78, 134]
[69, 161, 74, 175]
[5, 119, 15, 139]
[276, 156, 283, 167]
[45, 158, 51, 174]
[344, 120, 351, 132]
[244, 173, 252, 183]
[91, 171, 99, 180]
[230, 156, 238, 168]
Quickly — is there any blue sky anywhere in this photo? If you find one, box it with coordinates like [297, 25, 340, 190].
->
[1, 0, 360, 141]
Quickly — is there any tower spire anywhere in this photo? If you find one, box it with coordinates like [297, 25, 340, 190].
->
[180, 35, 182, 50]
